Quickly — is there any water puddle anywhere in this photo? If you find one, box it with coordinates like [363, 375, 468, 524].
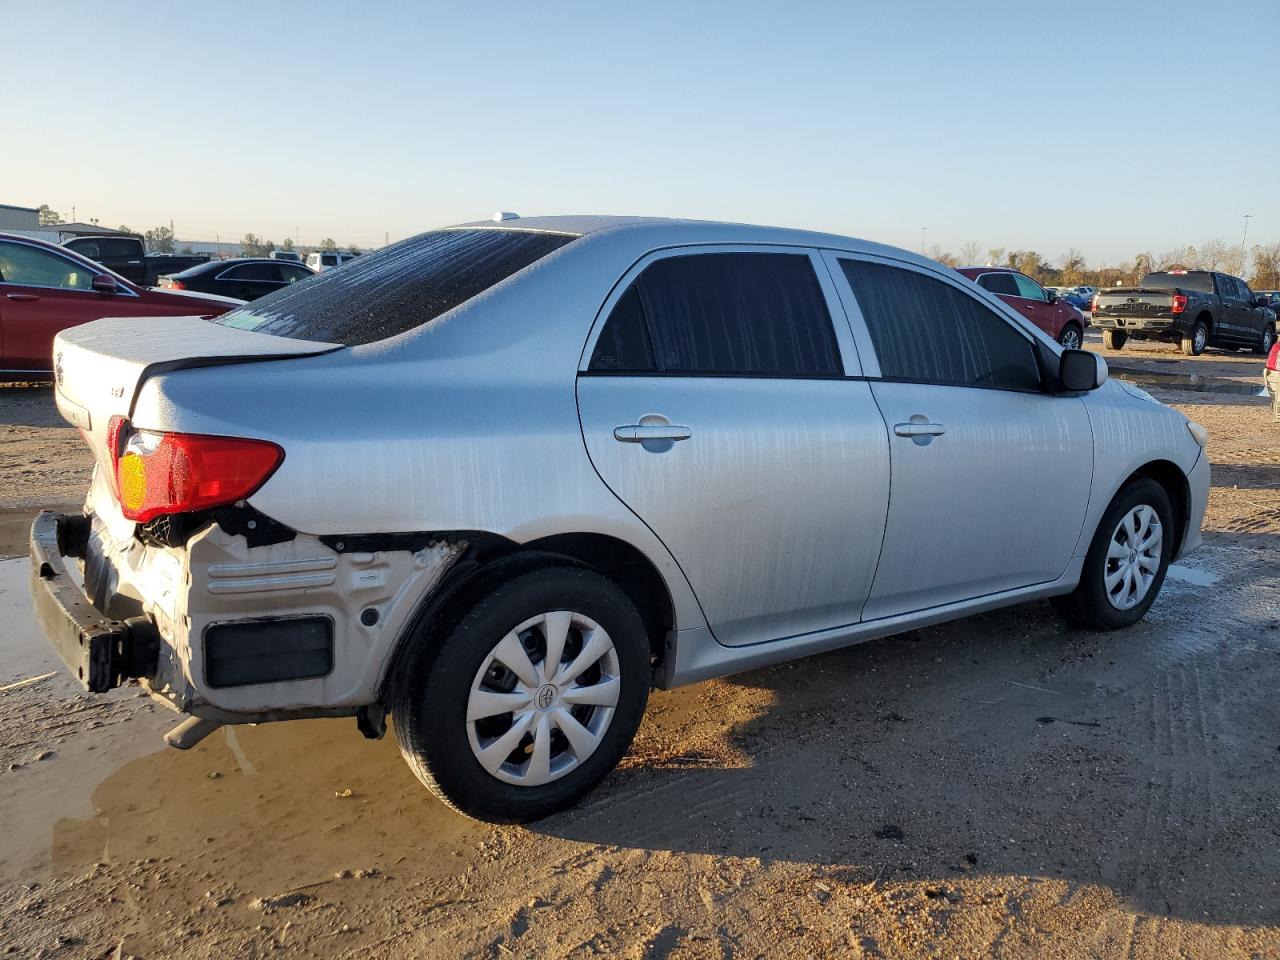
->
[1166, 563, 1221, 587]
[1110, 366, 1267, 397]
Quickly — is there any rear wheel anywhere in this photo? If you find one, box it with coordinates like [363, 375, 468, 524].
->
[1052, 478, 1173, 631]
[1180, 320, 1208, 356]
[1102, 329, 1127, 350]
[1253, 324, 1275, 356]
[1058, 323, 1083, 350]
[390, 564, 650, 822]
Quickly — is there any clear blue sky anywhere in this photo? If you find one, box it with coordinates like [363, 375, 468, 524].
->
[4, 0, 1277, 264]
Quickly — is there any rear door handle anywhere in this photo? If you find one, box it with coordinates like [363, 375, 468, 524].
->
[893, 421, 945, 437]
[614, 424, 692, 442]
[6, 293, 39, 301]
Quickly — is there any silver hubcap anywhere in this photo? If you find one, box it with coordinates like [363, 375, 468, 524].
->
[1194, 327, 1206, 351]
[466, 611, 620, 787]
[1104, 505, 1162, 610]
[1061, 328, 1080, 349]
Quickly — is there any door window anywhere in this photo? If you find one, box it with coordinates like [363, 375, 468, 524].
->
[222, 262, 282, 282]
[841, 259, 1041, 392]
[1013, 274, 1049, 301]
[589, 252, 841, 376]
[280, 265, 312, 283]
[0, 241, 97, 290]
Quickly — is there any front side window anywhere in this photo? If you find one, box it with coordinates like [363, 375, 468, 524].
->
[589, 252, 841, 376]
[214, 229, 576, 346]
[1013, 274, 1048, 301]
[0, 241, 96, 290]
[842, 259, 1041, 392]
[977, 272, 1019, 296]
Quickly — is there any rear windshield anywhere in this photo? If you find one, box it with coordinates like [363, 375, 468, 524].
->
[1140, 272, 1215, 294]
[212, 229, 577, 345]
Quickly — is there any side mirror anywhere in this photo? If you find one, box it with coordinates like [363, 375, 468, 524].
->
[91, 275, 118, 294]
[1059, 348, 1107, 392]
[1046, 289, 1057, 304]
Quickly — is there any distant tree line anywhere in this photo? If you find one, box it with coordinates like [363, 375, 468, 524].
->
[928, 239, 1280, 290]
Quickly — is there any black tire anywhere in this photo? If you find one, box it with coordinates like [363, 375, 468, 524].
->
[1102, 329, 1126, 350]
[1052, 478, 1174, 631]
[1252, 324, 1276, 356]
[390, 564, 650, 823]
[1057, 323, 1084, 350]
[1180, 320, 1208, 356]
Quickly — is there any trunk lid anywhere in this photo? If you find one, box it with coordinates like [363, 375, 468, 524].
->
[53, 315, 338, 462]
[1094, 288, 1175, 318]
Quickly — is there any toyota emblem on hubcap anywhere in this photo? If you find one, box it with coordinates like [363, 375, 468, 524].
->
[536, 684, 557, 710]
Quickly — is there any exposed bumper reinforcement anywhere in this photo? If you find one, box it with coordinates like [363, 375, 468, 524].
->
[29, 511, 160, 692]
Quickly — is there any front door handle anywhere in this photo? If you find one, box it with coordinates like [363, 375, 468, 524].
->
[893, 422, 945, 437]
[614, 424, 692, 443]
[6, 293, 39, 301]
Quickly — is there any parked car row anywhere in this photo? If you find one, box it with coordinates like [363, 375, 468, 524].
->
[61, 234, 209, 287]
[0, 232, 237, 374]
[1092, 270, 1276, 356]
[32, 215, 1209, 823]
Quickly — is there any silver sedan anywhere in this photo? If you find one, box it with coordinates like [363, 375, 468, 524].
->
[33, 216, 1209, 821]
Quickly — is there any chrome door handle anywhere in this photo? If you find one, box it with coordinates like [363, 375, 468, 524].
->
[6, 293, 39, 301]
[614, 424, 692, 442]
[893, 422, 945, 437]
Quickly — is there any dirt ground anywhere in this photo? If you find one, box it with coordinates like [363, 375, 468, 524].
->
[1, 332, 1277, 959]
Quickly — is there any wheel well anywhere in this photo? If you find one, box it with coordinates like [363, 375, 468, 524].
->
[1195, 311, 1213, 332]
[519, 532, 675, 665]
[1126, 460, 1189, 555]
[380, 533, 676, 701]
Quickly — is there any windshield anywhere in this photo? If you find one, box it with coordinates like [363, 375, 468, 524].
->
[212, 229, 577, 345]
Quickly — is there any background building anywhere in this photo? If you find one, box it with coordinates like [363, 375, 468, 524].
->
[0, 203, 39, 231]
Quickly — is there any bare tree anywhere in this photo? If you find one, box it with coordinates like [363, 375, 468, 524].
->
[1251, 242, 1280, 290]
[986, 247, 1005, 268]
[926, 244, 959, 267]
[959, 241, 982, 265]
[1059, 248, 1086, 286]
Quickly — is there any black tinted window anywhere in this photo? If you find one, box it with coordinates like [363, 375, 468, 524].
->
[843, 260, 1041, 391]
[977, 272, 1019, 296]
[213, 230, 576, 345]
[97, 238, 140, 258]
[1141, 271, 1215, 293]
[589, 286, 655, 371]
[225, 262, 280, 281]
[596, 253, 840, 376]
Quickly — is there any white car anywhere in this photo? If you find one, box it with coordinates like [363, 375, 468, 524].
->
[304, 250, 358, 272]
[32, 216, 1209, 822]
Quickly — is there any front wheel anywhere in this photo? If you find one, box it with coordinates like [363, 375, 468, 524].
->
[1052, 478, 1174, 631]
[1057, 323, 1083, 350]
[1102, 329, 1127, 350]
[1180, 320, 1208, 356]
[390, 564, 650, 822]
[1253, 324, 1275, 356]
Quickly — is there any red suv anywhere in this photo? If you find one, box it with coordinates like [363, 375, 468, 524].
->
[0, 232, 240, 377]
[955, 266, 1088, 349]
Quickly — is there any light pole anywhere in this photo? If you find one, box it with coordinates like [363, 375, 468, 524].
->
[921, 227, 927, 255]
[1241, 214, 1253, 267]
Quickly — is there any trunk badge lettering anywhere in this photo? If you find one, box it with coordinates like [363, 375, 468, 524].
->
[111, 386, 125, 398]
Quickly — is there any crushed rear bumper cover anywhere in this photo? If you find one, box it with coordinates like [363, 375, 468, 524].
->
[29, 510, 159, 692]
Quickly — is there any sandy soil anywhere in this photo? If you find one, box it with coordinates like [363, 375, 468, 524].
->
[1, 336, 1277, 959]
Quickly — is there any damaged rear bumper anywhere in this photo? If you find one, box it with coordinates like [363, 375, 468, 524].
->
[29, 511, 159, 692]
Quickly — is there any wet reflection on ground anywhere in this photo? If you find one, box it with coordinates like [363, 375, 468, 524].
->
[1110, 366, 1267, 396]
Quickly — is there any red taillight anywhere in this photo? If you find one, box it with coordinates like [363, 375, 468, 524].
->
[105, 417, 283, 522]
[1171, 294, 1188, 315]
[1091, 295, 1100, 313]
[1267, 342, 1280, 372]
[162, 277, 186, 290]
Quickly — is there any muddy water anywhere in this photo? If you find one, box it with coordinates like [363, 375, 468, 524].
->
[1110, 366, 1267, 397]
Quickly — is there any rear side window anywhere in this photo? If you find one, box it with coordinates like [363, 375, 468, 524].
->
[842, 259, 1041, 392]
[589, 252, 841, 376]
[977, 272, 1019, 296]
[96, 238, 140, 259]
[1013, 274, 1047, 301]
[213, 230, 576, 345]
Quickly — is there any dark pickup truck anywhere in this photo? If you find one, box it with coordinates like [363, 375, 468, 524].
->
[61, 235, 209, 288]
[1092, 270, 1276, 356]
